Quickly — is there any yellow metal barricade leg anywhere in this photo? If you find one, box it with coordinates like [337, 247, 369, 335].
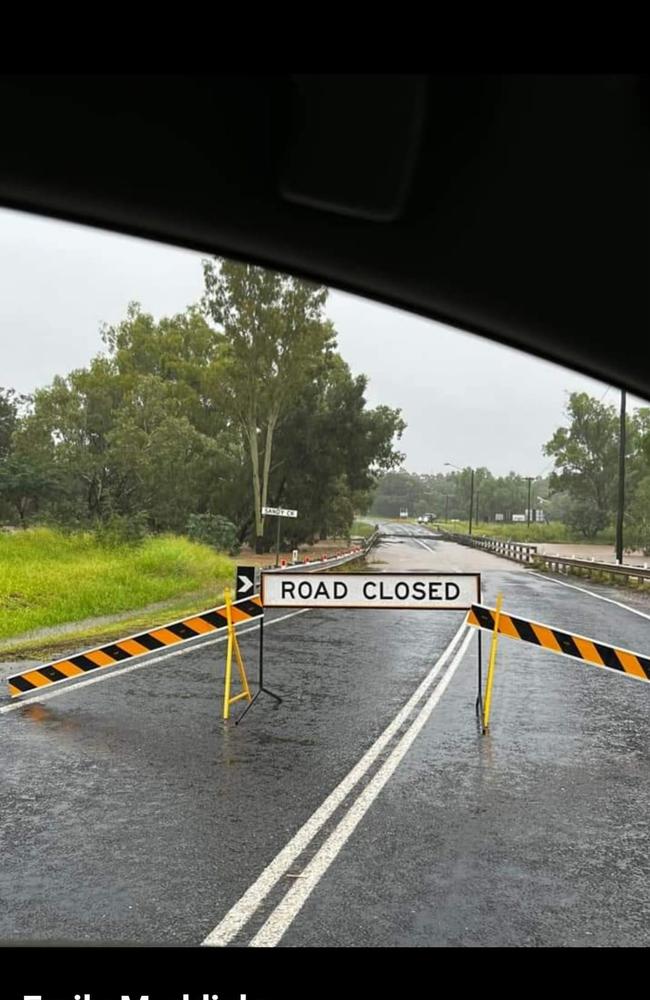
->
[233, 630, 252, 703]
[223, 643, 234, 719]
[482, 591, 503, 734]
[222, 586, 252, 720]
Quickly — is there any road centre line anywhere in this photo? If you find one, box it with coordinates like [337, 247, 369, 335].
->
[202, 617, 470, 946]
[249, 625, 475, 946]
[0, 609, 311, 716]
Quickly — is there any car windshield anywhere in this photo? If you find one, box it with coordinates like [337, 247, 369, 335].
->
[1, 204, 649, 954]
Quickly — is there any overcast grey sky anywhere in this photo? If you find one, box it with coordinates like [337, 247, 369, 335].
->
[1, 206, 645, 477]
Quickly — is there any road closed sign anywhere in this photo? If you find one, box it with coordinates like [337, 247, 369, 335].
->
[262, 572, 480, 610]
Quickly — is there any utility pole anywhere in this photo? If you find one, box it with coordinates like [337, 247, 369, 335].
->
[469, 469, 475, 536]
[525, 477, 534, 530]
[615, 389, 626, 564]
[444, 494, 449, 521]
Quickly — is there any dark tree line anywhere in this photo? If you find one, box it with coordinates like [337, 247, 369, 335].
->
[0, 262, 405, 550]
[371, 391, 650, 550]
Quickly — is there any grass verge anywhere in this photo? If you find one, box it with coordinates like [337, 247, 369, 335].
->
[350, 520, 376, 539]
[0, 588, 226, 663]
[0, 527, 234, 643]
[432, 520, 615, 544]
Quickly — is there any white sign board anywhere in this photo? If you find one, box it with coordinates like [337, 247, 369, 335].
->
[262, 506, 298, 518]
[262, 572, 480, 610]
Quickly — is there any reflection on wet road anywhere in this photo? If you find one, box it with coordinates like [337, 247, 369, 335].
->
[1, 522, 648, 946]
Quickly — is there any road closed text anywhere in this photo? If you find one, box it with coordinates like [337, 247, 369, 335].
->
[262, 572, 480, 610]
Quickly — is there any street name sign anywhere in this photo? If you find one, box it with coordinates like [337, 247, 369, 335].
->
[262, 506, 298, 518]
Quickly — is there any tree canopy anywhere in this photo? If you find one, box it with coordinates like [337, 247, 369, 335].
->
[0, 264, 405, 549]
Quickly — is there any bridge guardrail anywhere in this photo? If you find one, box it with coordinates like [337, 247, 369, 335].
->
[533, 553, 650, 584]
[434, 526, 650, 583]
[264, 540, 370, 574]
[433, 527, 537, 564]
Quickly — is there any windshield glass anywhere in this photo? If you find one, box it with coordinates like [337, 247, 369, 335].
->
[1, 205, 649, 953]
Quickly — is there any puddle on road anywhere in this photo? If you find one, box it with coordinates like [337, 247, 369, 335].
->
[19, 702, 80, 733]
[254, 732, 318, 748]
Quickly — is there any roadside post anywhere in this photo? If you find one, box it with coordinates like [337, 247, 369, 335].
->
[261, 505, 298, 567]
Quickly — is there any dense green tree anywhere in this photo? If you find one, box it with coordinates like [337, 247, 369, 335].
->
[266, 358, 404, 544]
[0, 455, 58, 527]
[370, 468, 548, 523]
[544, 392, 624, 536]
[1, 282, 405, 546]
[0, 387, 24, 459]
[13, 358, 126, 523]
[627, 475, 650, 553]
[202, 259, 336, 552]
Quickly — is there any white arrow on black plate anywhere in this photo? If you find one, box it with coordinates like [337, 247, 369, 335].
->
[238, 575, 254, 594]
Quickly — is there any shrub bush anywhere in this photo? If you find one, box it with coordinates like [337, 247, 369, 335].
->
[186, 513, 240, 554]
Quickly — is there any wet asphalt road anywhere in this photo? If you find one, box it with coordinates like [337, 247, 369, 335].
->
[1, 523, 649, 947]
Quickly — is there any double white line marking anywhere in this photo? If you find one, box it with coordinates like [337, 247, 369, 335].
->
[203, 618, 473, 947]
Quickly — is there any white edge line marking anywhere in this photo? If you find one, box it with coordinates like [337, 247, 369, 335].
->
[250, 626, 475, 947]
[0, 610, 310, 716]
[529, 570, 650, 623]
[202, 617, 470, 946]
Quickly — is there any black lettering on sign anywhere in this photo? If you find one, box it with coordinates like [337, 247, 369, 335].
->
[412, 582, 426, 600]
[429, 582, 442, 600]
[313, 581, 330, 599]
[445, 582, 460, 601]
[334, 581, 348, 599]
[379, 582, 394, 600]
[281, 581, 295, 598]
[363, 581, 377, 599]
[298, 581, 312, 599]
[395, 582, 409, 600]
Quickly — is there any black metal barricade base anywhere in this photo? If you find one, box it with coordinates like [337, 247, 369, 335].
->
[235, 614, 283, 726]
